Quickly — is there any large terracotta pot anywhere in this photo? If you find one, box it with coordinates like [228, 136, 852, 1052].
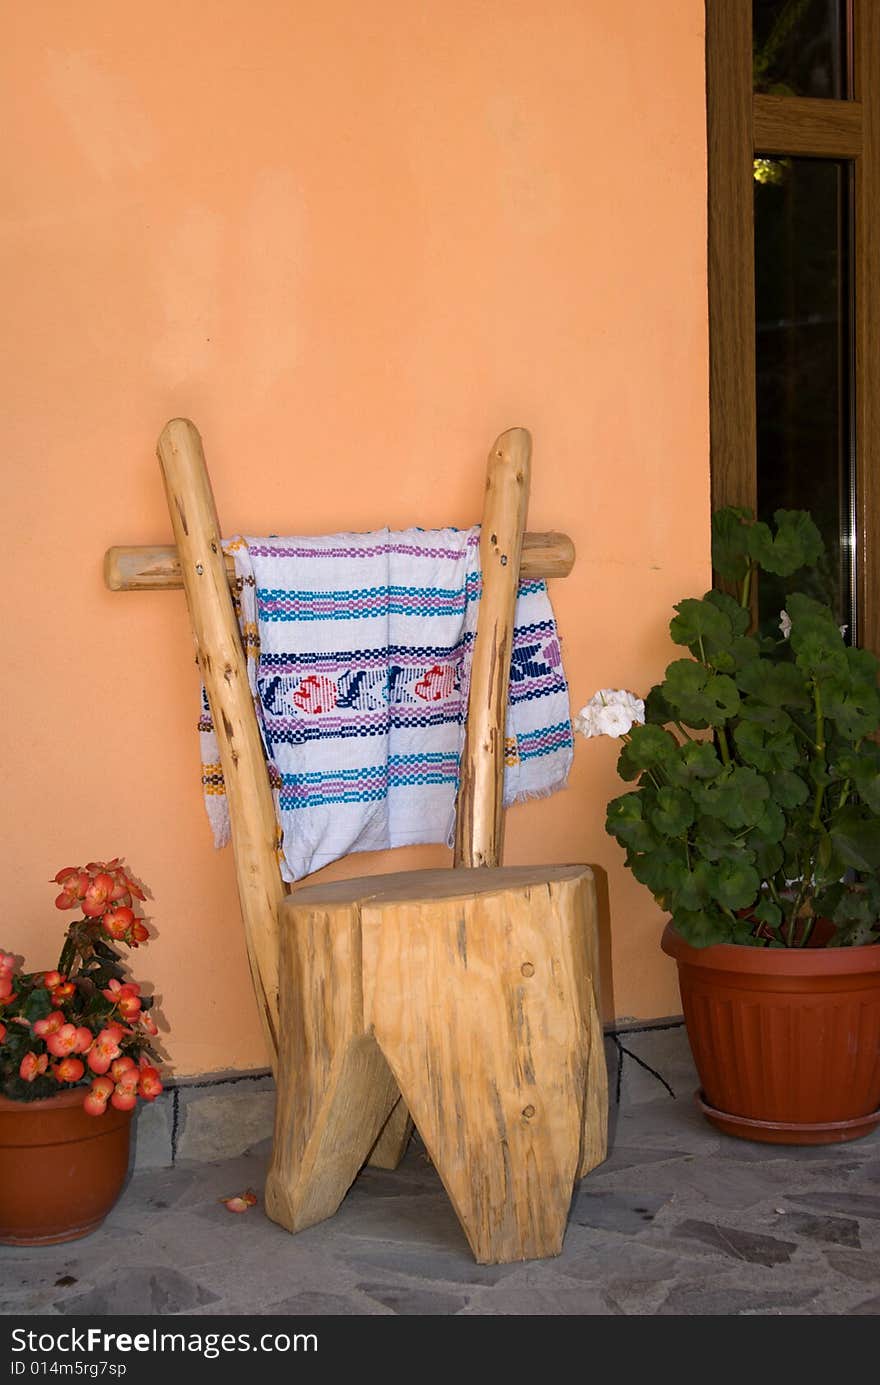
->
[661, 922, 880, 1145]
[0, 1087, 133, 1245]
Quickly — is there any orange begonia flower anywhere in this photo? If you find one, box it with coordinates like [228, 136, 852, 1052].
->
[19, 1052, 49, 1082]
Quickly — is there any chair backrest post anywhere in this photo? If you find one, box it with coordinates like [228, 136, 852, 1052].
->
[157, 418, 283, 1060]
[453, 428, 532, 869]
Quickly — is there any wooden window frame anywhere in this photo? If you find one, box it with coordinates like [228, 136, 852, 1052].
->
[706, 0, 880, 649]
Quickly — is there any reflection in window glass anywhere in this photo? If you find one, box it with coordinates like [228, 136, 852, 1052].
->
[754, 156, 854, 632]
[753, 0, 847, 99]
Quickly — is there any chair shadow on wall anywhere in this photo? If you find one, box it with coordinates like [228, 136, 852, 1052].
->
[588, 862, 622, 1150]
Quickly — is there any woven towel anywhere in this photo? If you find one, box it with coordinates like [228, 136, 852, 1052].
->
[199, 528, 573, 882]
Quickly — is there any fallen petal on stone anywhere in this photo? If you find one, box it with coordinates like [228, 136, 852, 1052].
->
[220, 1190, 258, 1213]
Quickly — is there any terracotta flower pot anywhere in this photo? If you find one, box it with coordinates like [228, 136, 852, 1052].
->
[661, 921, 880, 1145]
[0, 1087, 133, 1245]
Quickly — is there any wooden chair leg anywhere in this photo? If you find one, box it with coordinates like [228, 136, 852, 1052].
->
[264, 902, 399, 1234]
[367, 1099, 414, 1169]
[362, 870, 598, 1264]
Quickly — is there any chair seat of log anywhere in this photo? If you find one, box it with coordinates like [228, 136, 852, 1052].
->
[264, 863, 608, 1265]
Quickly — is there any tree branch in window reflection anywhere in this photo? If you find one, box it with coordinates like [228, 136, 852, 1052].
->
[754, 156, 792, 185]
[753, 0, 812, 95]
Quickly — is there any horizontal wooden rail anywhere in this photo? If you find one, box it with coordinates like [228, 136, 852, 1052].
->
[104, 530, 575, 591]
[753, 94, 862, 158]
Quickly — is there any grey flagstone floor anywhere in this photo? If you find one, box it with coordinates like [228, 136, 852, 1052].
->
[2, 1027, 879, 1317]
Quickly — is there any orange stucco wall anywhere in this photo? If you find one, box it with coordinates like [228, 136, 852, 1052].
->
[2, 1, 709, 1075]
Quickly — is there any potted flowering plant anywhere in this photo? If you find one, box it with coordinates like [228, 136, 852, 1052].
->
[0, 858, 164, 1244]
[577, 508, 880, 1145]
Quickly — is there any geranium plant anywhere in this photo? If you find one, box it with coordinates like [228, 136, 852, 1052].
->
[0, 859, 163, 1112]
[578, 508, 880, 949]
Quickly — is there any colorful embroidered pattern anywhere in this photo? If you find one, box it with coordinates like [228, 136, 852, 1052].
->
[199, 527, 573, 881]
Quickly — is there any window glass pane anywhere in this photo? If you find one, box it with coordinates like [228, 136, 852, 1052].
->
[753, 0, 848, 98]
[754, 156, 854, 633]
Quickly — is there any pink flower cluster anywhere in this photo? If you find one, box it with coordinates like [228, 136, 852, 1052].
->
[82, 1054, 163, 1116]
[1, 858, 164, 1116]
[54, 860, 149, 947]
[17, 993, 164, 1112]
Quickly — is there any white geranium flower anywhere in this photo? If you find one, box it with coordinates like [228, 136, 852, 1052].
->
[574, 688, 645, 740]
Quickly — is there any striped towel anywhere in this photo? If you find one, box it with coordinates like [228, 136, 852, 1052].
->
[200, 528, 573, 882]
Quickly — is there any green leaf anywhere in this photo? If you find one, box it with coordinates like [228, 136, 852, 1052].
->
[735, 659, 810, 709]
[643, 684, 675, 726]
[747, 509, 824, 577]
[731, 717, 768, 767]
[738, 703, 792, 733]
[846, 645, 880, 689]
[786, 592, 848, 681]
[794, 635, 849, 684]
[733, 718, 799, 773]
[691, 765, 771, 829]
[703, 674, 741, 722]
[2, 1074, 59, 1103]
[835, 918, 880, 946]
[829, 807, 880, 872]
[808, 758, 832, 790]
[669, 597, 733, 652]
[670, 906, 736, 947]
[629, 844, 689, 902]
[825, 687, 880, 741]
[698, 856, 760, 910]
[767, 770, 810, 809]
[705, 648, 736, 675]
[832, 749, 864, 780]
[92, 939, 123, 962]
[695, 816, 752, 863]
[648, 786, 695, 837]
[86, 960, 125, 985]
[677, 862, 710, 910]
[732, 917, 766, 945]
[616, 724, 678, 782]
[605, 793, 659, 852]
[823, 651, 880, 740]
[753, 897, 782, 930]
[662, 660, 740, 726]
[811, 826, 845, 886]
[857, 776, 880, 815]
[711, 507, 753, 583]
[665, 740, 724, 787]
[22, 987, 52, 1023]
[729, 636, 760, 670]
[747, 798, 786, 845]
[704, 589, 751, 637]
[662, 660, 710, 727]
[815, 881, 845, 920]
[754, 840, 784, 877]
[786, 590, 841, 637]
[831, 889, 870, 928]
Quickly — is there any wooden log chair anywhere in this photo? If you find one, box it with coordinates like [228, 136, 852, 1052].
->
[105, 418, 608, 1264]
